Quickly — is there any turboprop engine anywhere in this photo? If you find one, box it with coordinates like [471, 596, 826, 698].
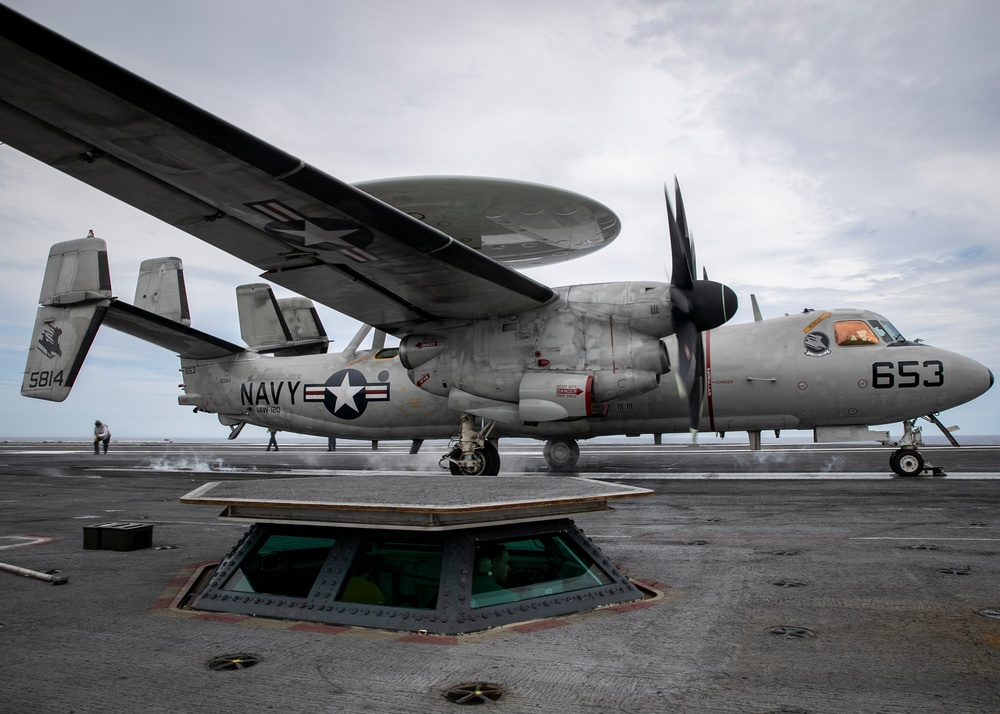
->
[403, 178, 737, 475]
[400, 177, 739, 430]
[400, 280, 679, 423]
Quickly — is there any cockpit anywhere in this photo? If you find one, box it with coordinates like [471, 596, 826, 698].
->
[833, 317, 905, 347]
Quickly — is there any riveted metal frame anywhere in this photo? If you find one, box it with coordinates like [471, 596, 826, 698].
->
[190, 519, 642, 635]
[453, 519, 643, 632]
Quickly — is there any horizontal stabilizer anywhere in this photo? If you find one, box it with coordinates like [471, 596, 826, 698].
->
[103, 301, 244, 360]
[237, 284, 328, 355]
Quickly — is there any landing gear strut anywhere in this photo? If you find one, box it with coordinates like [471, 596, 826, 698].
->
[441, 413, 500, 476]
[888, 417, 947, 477]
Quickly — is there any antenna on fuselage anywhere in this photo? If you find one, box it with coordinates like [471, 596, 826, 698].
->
[751, 294, 763, 322]
[340, 324, 389, 360]
[341, 324, 372, 360]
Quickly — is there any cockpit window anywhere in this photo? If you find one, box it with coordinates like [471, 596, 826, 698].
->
[375, 347, 400, 359]
[868, 319, 905, 343]
[834, 320, 880, 347]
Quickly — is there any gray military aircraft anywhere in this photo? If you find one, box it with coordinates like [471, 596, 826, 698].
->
[3, 6, 993, 477]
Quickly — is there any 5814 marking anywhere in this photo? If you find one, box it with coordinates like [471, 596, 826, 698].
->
[27, 369, 64, 388]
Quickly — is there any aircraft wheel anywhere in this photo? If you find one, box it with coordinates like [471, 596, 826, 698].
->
[889, 449, 925, 477]
[448, 440, 500, 476]
[543, 439, 580, 472]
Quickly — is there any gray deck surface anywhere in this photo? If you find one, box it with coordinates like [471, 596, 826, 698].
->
[181, 474, 651, 528]
[1, 439, 998, 713]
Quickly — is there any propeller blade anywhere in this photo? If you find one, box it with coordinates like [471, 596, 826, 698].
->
[665, 178, 737, 436]
[674, 320, 707, 435]
[675, 177, 697, 279]
[666, 182, 695, 291]
[673, 320, 698, 401]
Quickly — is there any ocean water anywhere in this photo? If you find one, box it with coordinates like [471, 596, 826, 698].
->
[5, 434, 999, 446]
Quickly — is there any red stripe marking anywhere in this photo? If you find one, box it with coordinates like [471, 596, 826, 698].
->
[585, 375, 594, 416]
[609, 317, 616, 373]
[288, 623, 351, 635]
[706, 330, 715, 431]
[191, 612, 247, 624]
[396, 634, 459, 646]
[510, 619, 569, 634]
[261, 201, 298, 221]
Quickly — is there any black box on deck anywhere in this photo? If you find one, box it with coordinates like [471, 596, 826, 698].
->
[83, 522, 153, 551]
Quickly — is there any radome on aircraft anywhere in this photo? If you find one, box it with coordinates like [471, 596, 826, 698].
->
[1, 5, 992, 477]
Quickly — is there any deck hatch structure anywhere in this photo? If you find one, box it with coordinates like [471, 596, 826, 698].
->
[182, 475, 651, 634]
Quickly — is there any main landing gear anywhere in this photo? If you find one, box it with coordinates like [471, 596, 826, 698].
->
[439, 416, 584, 475]
[441, 413, 500, 476]
[887, 416, 953, 477]
[543, 439, 580, 472]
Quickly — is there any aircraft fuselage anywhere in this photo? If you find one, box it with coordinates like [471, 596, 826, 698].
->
[180, 307, 993, 447]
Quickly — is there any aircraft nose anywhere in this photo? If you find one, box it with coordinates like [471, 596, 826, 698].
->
[974, 360, 994, 394]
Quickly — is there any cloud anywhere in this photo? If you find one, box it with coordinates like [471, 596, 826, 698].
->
[1, 0, 996, 439]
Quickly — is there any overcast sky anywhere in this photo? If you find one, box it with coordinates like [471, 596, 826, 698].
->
[1, 0, 997, 441]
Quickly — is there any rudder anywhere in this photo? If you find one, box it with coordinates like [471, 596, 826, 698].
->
[134, 257, 191, 324]
[22, 236, 112, 401]
[236, 283, 328, 355]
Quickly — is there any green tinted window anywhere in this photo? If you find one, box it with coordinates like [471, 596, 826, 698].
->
[471, 533, 614, 608]
[338, 536, 443, 610]
[222, 533, 335, 598]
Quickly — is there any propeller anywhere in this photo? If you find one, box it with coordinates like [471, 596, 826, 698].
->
[664, 178, 738, 436]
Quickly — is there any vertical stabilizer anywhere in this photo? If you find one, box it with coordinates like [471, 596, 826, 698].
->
[237, 283, 291, 349]
[236, 284, 328, 355]
[134, 257, 191, 325]
[278, 297, 328, 346]
[22, 236, 112, 401]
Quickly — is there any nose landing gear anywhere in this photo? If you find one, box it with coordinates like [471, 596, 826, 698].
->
[889, 448, 927, 477]
[888, 416, 951, 477]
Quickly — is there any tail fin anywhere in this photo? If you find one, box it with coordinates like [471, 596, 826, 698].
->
[22, 235, 112, 401]
[23, 237, 244, 403]
[133, 257, 191, 325]
[236, 283, 328, 355]
[278, 297, 328, 348]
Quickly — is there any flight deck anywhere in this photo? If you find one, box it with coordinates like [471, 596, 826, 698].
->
[1, 439, 999, 713]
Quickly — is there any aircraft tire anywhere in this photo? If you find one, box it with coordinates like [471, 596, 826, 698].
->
[543, 439, 580, 472]
[889, 449, 925, 477]
[448, 440, 500, 476]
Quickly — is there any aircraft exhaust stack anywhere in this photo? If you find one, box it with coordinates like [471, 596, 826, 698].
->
[399, 334, 449, 369]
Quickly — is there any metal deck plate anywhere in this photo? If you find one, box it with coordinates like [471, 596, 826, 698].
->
[181, 475, 652, 529]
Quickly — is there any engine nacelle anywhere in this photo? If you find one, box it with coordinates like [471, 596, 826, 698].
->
[399, 334, 448, 370]
[519, 372, 595, 422]
[592, 369, 661, 403]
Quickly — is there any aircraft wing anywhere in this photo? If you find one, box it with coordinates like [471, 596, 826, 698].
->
[0, 6, 562, 335]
